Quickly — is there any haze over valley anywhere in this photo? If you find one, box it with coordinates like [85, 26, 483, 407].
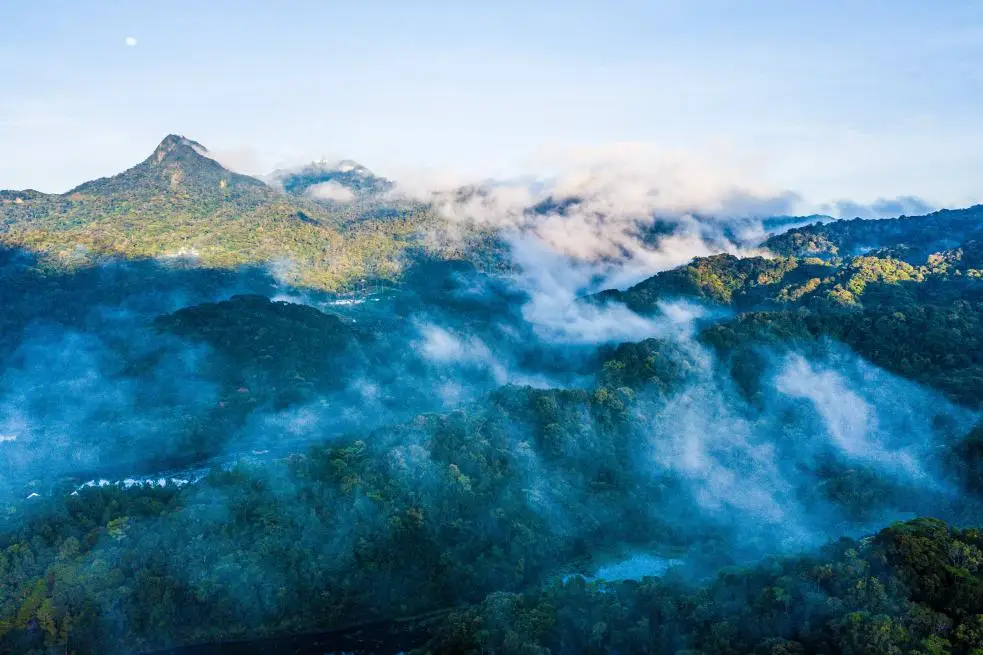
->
[3, 3, 983, 654]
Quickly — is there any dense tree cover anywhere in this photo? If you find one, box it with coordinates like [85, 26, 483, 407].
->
[0, 248, 613, 517]
[0, 382, 683, 653]
[0, 350, 972, 653]
[595, 254, 811, 311]
[0, 249, 566, 484]
[0, 136, 491, 291]
[702, 301, 983, 408]
[604, 249, 983, 316]
[427, 518, 983, 655]
[268, 160, 394, 198]
[595, 339, 693, 392]
[763, 204, 983, 262]
[5, 461, 979, 655]
[5, 188, 983, 654]
[594, 238, 983, 409]
[156, 294, 359, 407]
[0, 245, 279, 359]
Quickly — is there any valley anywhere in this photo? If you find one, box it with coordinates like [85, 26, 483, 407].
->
[2, 136, 983, 654]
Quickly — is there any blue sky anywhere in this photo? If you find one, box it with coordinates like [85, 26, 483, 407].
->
[1, 0, 981, 210]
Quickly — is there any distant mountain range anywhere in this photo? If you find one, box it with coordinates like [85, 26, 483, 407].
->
[267, 158, 394, 199]
[598, 203, 983, 313]
[2, 133, 980, 293]
[5, 136, 983, 655]
[0, 135, 445, 289]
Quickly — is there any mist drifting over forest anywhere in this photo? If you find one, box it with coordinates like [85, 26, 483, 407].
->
[0, 122, 982, 654]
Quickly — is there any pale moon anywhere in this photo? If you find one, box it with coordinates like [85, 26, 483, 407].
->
[125, 36, 138, 47]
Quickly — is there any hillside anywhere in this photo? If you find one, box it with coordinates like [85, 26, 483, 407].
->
[5, 137, 983, 655]
[763, 203, 983, 261]
[0, 135, 442, 290]
[5, 200, 983, 652]
[268, 159, 394, 199]
[593, 210, 983, 407]
[431, 518, 983, 654]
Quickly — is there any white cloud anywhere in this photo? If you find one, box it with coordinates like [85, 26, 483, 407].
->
[398, 142, 792, 291]
[307, 181, 355, 202]
[203, 146, 266, 175]
[821, 195, 936, 220]
[507, 234, 716, 345]
[415, 325, 509, 384]
[125, 36, 138, 47]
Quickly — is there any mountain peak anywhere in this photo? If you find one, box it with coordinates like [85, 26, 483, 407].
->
[148, 134, 213, 167]
[66, 134, 265, 197]
[320, 159, 368, 174]
[269, 159, 393, 199]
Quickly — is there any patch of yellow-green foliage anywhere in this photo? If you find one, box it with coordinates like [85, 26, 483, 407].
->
[1, 197, 431, 290]
[0, 135, 501, 290]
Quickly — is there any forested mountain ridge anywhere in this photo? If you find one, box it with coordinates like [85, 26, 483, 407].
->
[762, 204, 983, 261]
[602, 207, 983, 315]
[0, 136, 456, 291]
[591, 209, 983, 408]
[268, 159, 395, 198]
[3, 235, 983, 653]
[4, 142, 983, 654]
[0, 134, 878, 298]
[431, 517, 983, 654]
